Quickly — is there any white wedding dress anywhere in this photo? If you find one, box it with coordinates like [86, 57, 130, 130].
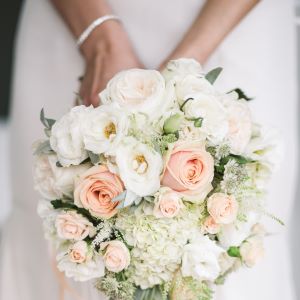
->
[0, 0, 297, 299]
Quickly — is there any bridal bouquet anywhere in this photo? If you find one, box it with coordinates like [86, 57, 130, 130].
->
[34, 59, 280, 300]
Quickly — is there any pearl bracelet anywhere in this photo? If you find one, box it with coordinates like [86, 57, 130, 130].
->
[77, 15, 121, 47]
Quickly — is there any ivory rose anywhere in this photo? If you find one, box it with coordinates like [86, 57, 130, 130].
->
[74, 165, 124, 219]
[207, 193, 239, 224]
[153, 187, 183, 218]
[203, 216, 221, 234]
[100, 240, 130, 273]
[69, 241, 89, 263]
[55, 211, 94, 241]
[240, 237, 264, 267]
[161, 141, 214, 203]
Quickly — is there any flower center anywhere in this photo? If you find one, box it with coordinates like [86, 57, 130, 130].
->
[132, 154, 148, 174]
[104, 122, 116, 139]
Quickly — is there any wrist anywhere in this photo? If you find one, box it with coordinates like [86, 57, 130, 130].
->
[80, 20, 126, 61]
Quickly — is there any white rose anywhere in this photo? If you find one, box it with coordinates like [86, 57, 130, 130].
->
[181, 235, 224, 281]
[82, 104, 128, 155]
[33, 153, 90, 199]
[183, 94, 228, 143]
[223, 99, 252, 154]
[218, 212, 259, 248]
[50, 105, 92, 167]
[162, 58, 203, 83]
[100, 240, 131, 272]
[100, 69, 172, 119]
[115, 137, 163, 198]
[240, 237, 264, 267]
[57, 243, 105, 282]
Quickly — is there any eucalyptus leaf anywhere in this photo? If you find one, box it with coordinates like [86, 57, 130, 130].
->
[228, 88, 253, 101]
[205, 67, 223, 84]
[87, 151, 100, 165]
[34, 140, 53, 155]
[40, 108, 56, 130]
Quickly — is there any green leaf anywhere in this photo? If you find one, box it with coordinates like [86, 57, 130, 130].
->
[205, 67, 223, 84]
[51, 200, 99, 225]
[194, 117, 203, 128]
[40, 108, 56, 130]
[34, 140, 53, 155]
[227, 246, 241, 258]
[134, 286, 164, 300]
[229, 154, 253, 164]
[228, 88, 253, 101]
[87, 151, 100, 165]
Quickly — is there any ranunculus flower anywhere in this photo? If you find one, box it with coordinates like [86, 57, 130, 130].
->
[161, 141, 214, 203]
[153, 187, 183, 218]
[33, 153, 91, 200]
[69, 241, 89, 263]
[74, 165, 124, 219]
[224, 99, 252, 154]
[100, 69, 173, 119]
[82, 104, 128, 155]
[181, 235, 224, 281]
[207, 193, 239, 224]
[50, 105, 92, 167]
[240, 237, 264, 267]
[55, 211, 94, 240]
[202, 215, 221, 234]
[100, 240, 130, 273]
[115, 137, 163, 198]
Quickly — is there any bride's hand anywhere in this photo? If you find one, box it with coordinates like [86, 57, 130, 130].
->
[79, 21, 143, 107]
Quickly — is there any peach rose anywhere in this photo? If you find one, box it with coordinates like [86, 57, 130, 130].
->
[240, 237, 264, 267]
[74, 165, 124, 219]
[153, 188, 183, 218]
[55, 211, 94, 240]
[69, 241, 89, 264]
[202, 215, 221, 234]
[161, 141, 214, 203]
[207, 193, 238, 224]
[100, 240, 130, 272]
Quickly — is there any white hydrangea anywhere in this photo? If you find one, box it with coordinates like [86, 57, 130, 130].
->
[115, 203, 202, 289]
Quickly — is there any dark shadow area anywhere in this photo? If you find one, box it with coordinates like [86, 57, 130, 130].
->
[0, 1, 23, 119]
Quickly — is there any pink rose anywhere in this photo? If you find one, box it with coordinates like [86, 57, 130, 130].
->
[153, 188, 183, 218]
[100, 240, 130, 272]
[69, 241, 89, 263]
[55, 211, 94, 240]
[207, 193, 238, 224]
[203, 216, 221, 234]
[161, 141, 214, 202]
[74, 165, 124, 219]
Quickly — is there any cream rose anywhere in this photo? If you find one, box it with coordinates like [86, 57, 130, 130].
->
[207, 193, 239, 224]
[50, 105, 92, 167]
[100, 240, 130, 273]
[161, 141, 214, 203]
[74, 165, 125, 219]
[153, 187, 183, 218]
[69, 241, 89, 263]
[33, 154, 91, 199]
[115, 137, 163, 198]
[225, 99, 252, 154]
[100, 69, 171, 119]
[82, 104, 128, 155]
[183, 94, 229, 143]
[55, 211, 94, 240]
[240, 237, 264, 267]
[202, 216, 221, 234]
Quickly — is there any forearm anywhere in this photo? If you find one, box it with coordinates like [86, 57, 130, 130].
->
[164, 0, 260, 65]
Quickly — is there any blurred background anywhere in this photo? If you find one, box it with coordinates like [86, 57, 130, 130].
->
[0, 0, 299, 298]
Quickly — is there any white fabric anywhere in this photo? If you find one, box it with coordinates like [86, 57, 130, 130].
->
[0, 0, 297, 299]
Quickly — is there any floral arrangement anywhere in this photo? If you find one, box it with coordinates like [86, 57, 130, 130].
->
[34, 59, 280, 300]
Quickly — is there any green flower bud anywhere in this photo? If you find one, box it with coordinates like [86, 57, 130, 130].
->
[227, 246, 241, 258]
[163, 113, 183, 134]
